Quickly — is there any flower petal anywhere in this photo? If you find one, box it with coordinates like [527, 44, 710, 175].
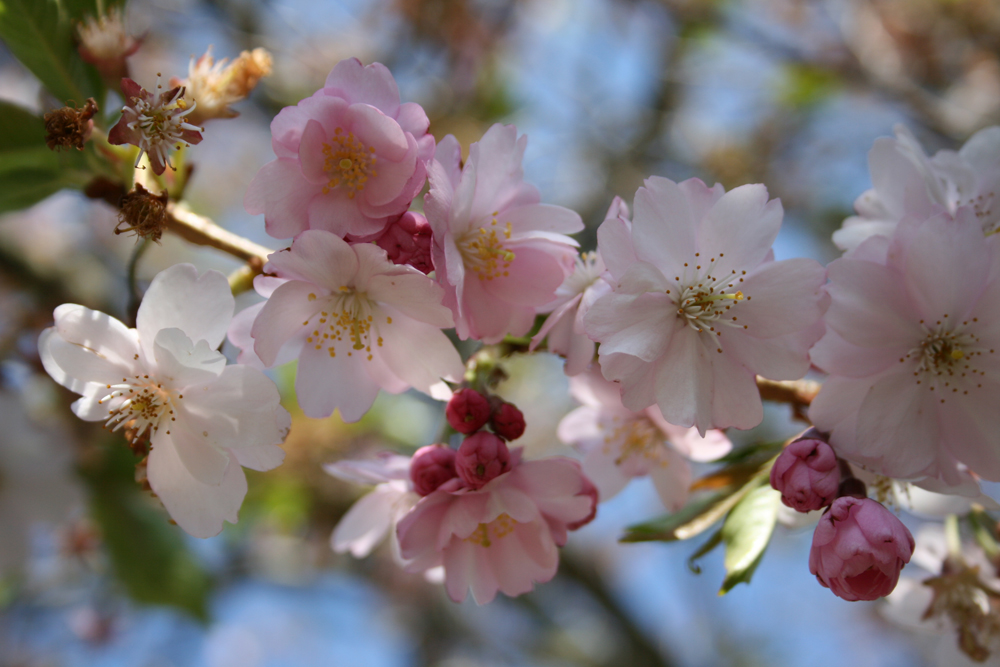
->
[137, 264, 234, 356]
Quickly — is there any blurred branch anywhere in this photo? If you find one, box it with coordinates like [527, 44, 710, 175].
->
[166, 202, 274, 264]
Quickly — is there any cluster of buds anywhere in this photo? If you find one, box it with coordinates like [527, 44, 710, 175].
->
[407, 389, 527, 497]
[770, 431, 915, 602]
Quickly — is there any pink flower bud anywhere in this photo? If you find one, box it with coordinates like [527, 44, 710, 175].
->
[375, 211, 433, 274]
[491, 402, 525, 441]
[770, 437, 840, 512]
[809, 497, 914, 602]
[446, 389, 491, 435]
[455, 432, 510, 489]
[409, 445, 457, 496]
[566, 473, 599, 531]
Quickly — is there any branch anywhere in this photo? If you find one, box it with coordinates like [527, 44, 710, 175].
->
[756, 377, 820, 423]
[166, 202, 274, 265]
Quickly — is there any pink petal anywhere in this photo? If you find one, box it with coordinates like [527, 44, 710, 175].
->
[480, 245, 568, 307]
[825, 258, 922, 349]
[324, 58, 401, 116]
[298, 119, 331, 185]
[244, 159, 317, 239]
[855, 370, 940, 478]
[137, 264, 234, 355]
[596, 215, 635, 281]
[651, 329, 714, 433]
[582, 446, 631, 501]
[268, 230, 359, 287]
[147, 437, 247, 539]
[294, 340, 379, 421]
[163, 418, 231, 485]
[460, 277, 518, 343]
[347, 102, 408, 161]
[649, 448, 692, 511]
[366, 273, 454, 328]
[307, 189, 387, 238]
[698, 184, 783, 276]
[374, 306, 463, 393]
[706, 349, 764, 431]
[332, 484, 399, 557]
[809, 328, 898, 378]
[632, 177, 696, 274]
[584, 292, 674, 362]
[152, 328, 226, 387]
[735, 258, 826, 338]
[39, 329, 135, 395]
[505, 203, 583, 236]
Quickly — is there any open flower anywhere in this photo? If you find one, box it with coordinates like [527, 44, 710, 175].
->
[174, 47, 272, 124]
[558, 365, 730, 510]
[108, 78, 203, 175]
[810, 207, 1000, 483]
[584, 176, 827, 434]
[244, 58, 434, 240]
[530, 196, 621, 376]
[425, 124, 583, 343]
[834, 125, 1000, 252]
[38, 264, 289, 538]
[396, 454, 597, 604]
[229, 230, 463, 421]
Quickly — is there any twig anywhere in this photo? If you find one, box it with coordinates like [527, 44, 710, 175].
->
[756, 377, 820, 423]
[166, 202, 274, 264]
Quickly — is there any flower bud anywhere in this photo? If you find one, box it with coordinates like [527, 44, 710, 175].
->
[375, 211, 433, 274]
[409, 444, 457, 496]
[455, 432, 510, 489]
[490, 402, 525, 441]
[809, 497, 914, 601]
[770, 437, 840, 512]
[446, 388, 491, 434]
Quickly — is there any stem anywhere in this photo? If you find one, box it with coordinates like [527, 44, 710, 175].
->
[126, 239, 151, 326]
[945, 514, 962, 560]
[756, 377, 820, 423]
[166, 202, 274, 264]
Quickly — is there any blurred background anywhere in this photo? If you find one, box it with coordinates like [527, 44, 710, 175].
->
[2, 0, 1000, 665]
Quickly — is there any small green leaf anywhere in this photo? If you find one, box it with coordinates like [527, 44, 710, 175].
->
[719, 482, 780, 595]
[0, 0, 101, 104]
[82, 444, 212, 621]
[687, 529, 723, 574]
[622, 478, 759, 543]
[968, 508, 1000, 561]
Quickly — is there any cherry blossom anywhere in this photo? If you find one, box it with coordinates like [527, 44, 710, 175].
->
[396, 452, 597, 604]
[424, 124, 583, 343]
[529, 198, 622, 376]
[244, 58, 434, 240]
[326, 454, 419, 560]
[810, 207, 1000, 484]
[38, 264, 289, 538]
[584, 176, 827, 434]
[229, 229, 463, 421]
[834, 125, 1000, 252]
[108, 78, 203, 175]
[557, 365, 731, 510]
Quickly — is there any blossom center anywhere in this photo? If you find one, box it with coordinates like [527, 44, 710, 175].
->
[464, 513, 517, 548]
[668, 254, 748, 352]
[99, 376, 181, 443]
[457, 215, 514, 281]
[127, 85, 200, 169]
[321, 128, 377, 198]
[303, 288, 386, 361]
[901, 319, 994, 401]
[604, 416, 668, 473]
[562, 251, 602, 295]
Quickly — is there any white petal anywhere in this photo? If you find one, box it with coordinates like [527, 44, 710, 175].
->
[331, 484, 402, 557]
[137, 264, 234, 356]
[153, 328, 226, 386]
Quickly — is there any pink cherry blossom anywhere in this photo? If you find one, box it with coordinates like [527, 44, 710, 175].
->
[424, 124, 583, 343]
[108, 78, 203, 175]
[229, 229, 463, 422]
[455, 432, 511, 489]
[396, 454, 597, 604]
[529, 198, 622, 375]
[834, 125, 1000, 252]
[445, 388, 491, 434]
[490, 402, 525, 441]
[38, 264, 289, 538]
[326, 453, 420, 560]
[770, 435, 841, 513]
[557, 365, 731, 510]
[244, 58, 434, 240]
[809, 497, 914, 602]
[584, 176, 828, 435]
[810, 207, 1000, 483]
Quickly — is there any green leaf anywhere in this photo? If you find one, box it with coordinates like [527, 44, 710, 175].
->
[968, 508, 1000, 561]
[622, 478, 759, 543]
[687, 529, 723, 574]
[719, 482, 780, 595]
[777, 63, 841, 110]
[81, 444, 212, 621]
[0, 0, 101, 104]
[61, 0, 129, 23]
[0, 101, 91, 213]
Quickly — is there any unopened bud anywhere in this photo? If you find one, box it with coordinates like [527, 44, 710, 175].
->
[375, 211, 433, 274]
[44, 98, 98, 151]
[446, 388, 491, 434]
[491, 402, 525, 441]
[175, 47, 273, 124]
[456, 432, 510, 489]
[116, 184, 169, 243]
[409, 444, 457, 496]
[770, 437, 840, 512]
